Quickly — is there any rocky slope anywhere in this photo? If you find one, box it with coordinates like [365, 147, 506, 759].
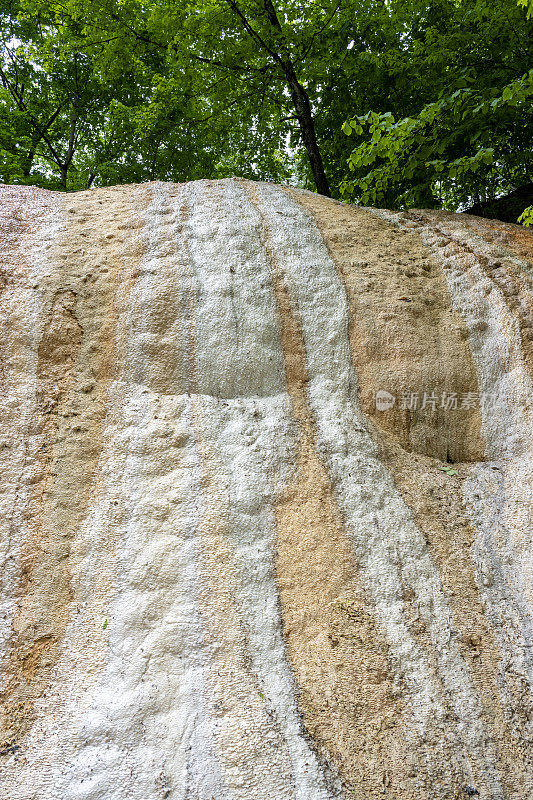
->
[0, 179, 531, 800]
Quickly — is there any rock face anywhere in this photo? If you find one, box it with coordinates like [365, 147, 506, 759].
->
[0, 179, 531, 800]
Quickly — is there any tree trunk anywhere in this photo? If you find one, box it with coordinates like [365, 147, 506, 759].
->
[464, 182, 533, 224]
[286, 76, 330, 197]
[260, 0, 331, 197]
[22, 149, 35, 177]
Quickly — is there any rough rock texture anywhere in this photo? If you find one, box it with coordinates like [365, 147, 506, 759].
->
[0, 179, 531, 800]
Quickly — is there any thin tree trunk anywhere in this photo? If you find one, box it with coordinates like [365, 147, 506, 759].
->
[22, 148, 35, 177]
[59, 103, 78, 189]
[262, 0, 330, 196]
[227, 0, 331, 196]
[284, 70, 330, 197]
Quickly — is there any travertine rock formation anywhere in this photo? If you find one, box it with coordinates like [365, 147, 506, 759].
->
[0, 179, 531, 800]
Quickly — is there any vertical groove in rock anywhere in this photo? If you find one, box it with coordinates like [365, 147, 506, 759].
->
[294, 191, 532, 797]
[0, 185, 148, 749]
[190, 398, 298, 800]
[406, 209, 533, 775]
[83, 180, 334, 800]
[258, 182, 507, 799]
[244, 181, 416, 799]
[413, 210, 533, 379]
[179, 182, 298, 799]
[371, 207, 533, 759]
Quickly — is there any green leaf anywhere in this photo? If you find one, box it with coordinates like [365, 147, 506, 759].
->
[439, 466, 458, 476]
[518, 206, 533, 226]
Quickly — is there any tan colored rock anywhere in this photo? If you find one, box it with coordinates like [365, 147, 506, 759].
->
[0, 179, 531, 800]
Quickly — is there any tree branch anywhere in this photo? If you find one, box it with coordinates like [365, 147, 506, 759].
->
[299, 2, 341, 63]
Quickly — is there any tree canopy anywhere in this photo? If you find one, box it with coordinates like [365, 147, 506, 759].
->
[339, 0, 533, 220]
[1, 0, 532, 221]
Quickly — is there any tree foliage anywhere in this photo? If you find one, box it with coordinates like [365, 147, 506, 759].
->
[0, 0, 532, 226]
[339, 0, 533, 221]
[340, 68, 533, 210]
[2, 0, 352, 191]
[0, 1, 140, 188]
